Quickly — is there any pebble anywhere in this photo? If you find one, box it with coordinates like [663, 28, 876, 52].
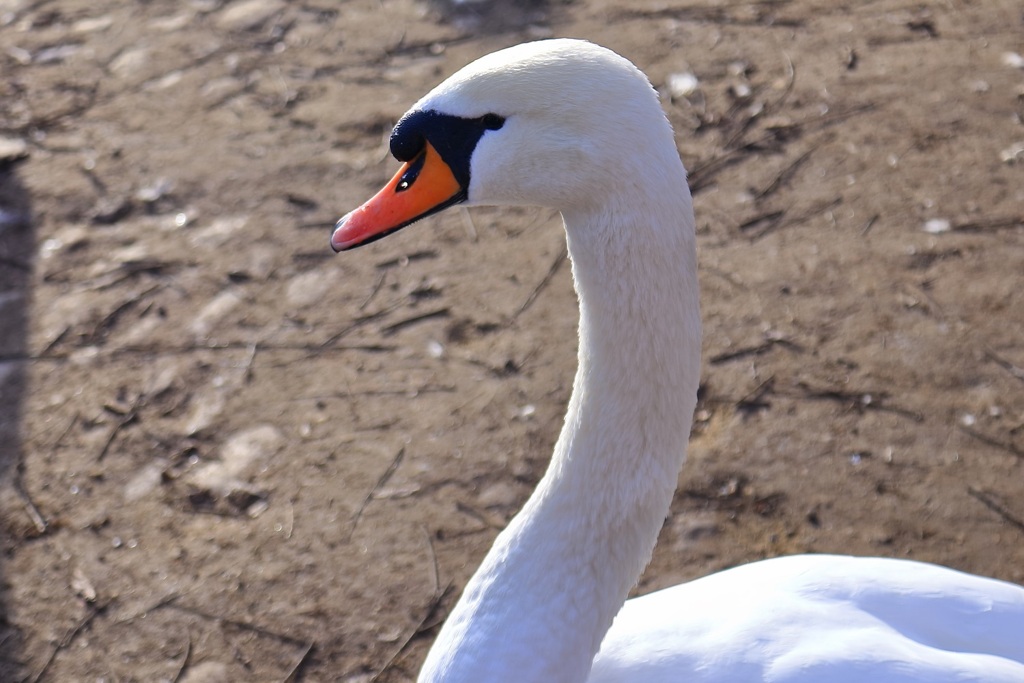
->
[0, 136, 28, 162]
[189, 215, 248, 249]
[999, 142, 1024, 164]
[666, 72, 699, 99]
[1002, 51, 1024, 69]
[179, 661, 230, 683]
[286, 269, 336, 307]
[922, 218, 951, 234]
[427, 340, 445, 358]
[149, 12, 193, 32]
[71, 567, 97, 602]
[215, 0, 284, 31]
[136, 178, 174, 203]
[190, 289, 242, 338]
[191, 425, 284, 493]
[124, 462, 165, 501]
[109, 48, 149, 77]
[477, 481, 522, 508]
[6, 46, 31, 64]
[72, 15, 113, 33]
[34, 44, 80, 64]
[515, 404, 536, 420]
[185, 391, 226, 436]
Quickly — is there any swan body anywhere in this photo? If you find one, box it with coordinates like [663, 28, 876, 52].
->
[592, 554, 1024, 682]
[332, 39, 1024, 683]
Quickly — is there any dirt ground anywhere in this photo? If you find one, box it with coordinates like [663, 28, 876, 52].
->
[1, 0, 1023, 680]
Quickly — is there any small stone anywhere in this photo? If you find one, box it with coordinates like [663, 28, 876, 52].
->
[72, 16, 113, 33]
[124, 462, 165, 501]
[180, 661, 229, 683]
[999, 142, 1024, 164]
[71, 567, 97, 602]
[427, 340, 445, 358]
[190, 425, 284, 494]
[189, 215, 248, 248]
[0, 137, 28, 162]
[190, 290, 242, 338]
[666, 72, 699, 99]
[109, 48, 148, 76]
[147, 70, 183, 90]
[185, 387, 225, 436]
[1002, 51, 1024, 69]
[478, 481, 522, 508]
[515, 404, 536, 420]
[215, 0, 284, 31]
[149, 12, 193, 32]
[6, 46, 31, 65]
[34, 44, 80, 64]
[136, 178, 174, 203]
[286, 269, 336, 307]
[922, 218, 951, 234]
[730, 82, 752, 99]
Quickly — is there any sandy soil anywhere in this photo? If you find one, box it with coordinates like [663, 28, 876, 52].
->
[1, 0, 1023, 680]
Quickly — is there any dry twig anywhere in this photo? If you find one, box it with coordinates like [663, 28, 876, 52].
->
[346, 447, 406, 542]
[282, 640, 316, 683]
[735, 376, 776, 415]
[171, 636, 192, 683]
[745, 197, 842, 241]
[165, 601, 308, 647]
[986, 348, 1024, 385]
[709, 337, 803, 365]
[951, 216, 1022, 233]
[968, 487, 1024, 535]
[370, 583, 455, 683]
[380, 307, 450, 336]
[320, 303, 402, 347]
[512, 245, 568, 321]
[30, 601, 111, 683]
[96, 394, 144, 461]
[360, 271, 387, 311]
[959, 426, 1024, 460]
[754, 148, 814, 200]
[785, 382, 924, 422]
[14, 462, 47, 535]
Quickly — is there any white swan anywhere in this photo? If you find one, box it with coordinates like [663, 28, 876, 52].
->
[331, 39, 1024, 683]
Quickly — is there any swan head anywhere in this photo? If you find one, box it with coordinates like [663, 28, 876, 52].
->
[331, 39, 680, 251]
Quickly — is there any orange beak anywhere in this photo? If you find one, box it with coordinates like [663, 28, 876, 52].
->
[331, 141, 464, 251]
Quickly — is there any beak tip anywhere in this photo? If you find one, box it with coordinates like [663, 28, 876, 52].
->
[330, 214, 352, 252]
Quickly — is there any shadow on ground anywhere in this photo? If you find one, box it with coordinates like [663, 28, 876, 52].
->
[0, 151, 33, 678]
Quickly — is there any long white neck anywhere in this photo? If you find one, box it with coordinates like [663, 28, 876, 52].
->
[419, 156, 701, 683]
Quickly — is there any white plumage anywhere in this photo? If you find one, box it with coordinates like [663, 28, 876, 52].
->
[335, 39, 1024, 683]
[593, 554, 1024, 682]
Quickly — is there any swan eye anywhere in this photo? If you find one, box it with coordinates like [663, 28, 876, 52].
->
[395, 149, 427, 193]
[480, 113, 505, 130]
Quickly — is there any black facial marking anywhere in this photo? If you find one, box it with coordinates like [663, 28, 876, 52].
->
[390, 110, 506, 190]
[480, 113, 505, 130]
